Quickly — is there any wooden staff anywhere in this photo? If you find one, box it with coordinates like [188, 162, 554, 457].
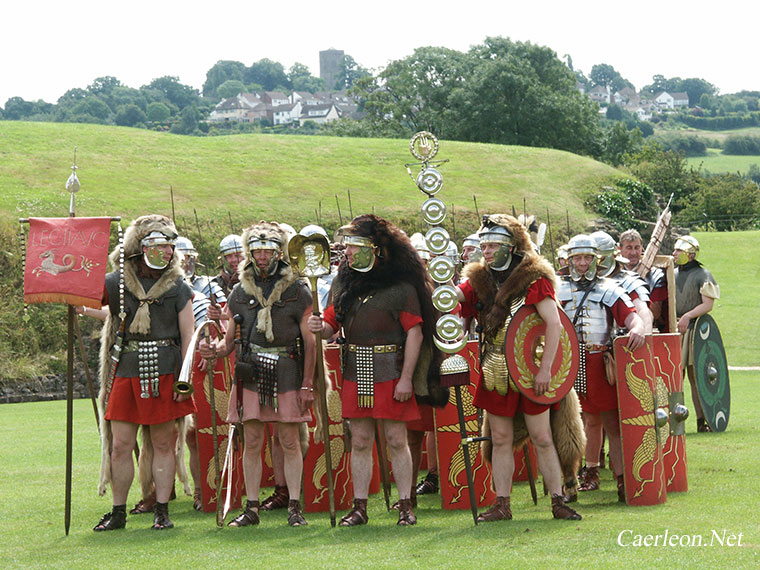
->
[287, 234, 336, 526]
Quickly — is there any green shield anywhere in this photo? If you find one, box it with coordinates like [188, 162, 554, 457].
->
[691, 314, 730, 432]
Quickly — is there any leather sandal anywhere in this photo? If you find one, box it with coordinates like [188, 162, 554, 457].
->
[578, 466, 600, 491]
[617, 474, 626, 503]
[93, 507, 127, 531]
[415, 472, 439, 495]
[396, 498, 417, 526]
[339, 498, 368, 527]
[260, 485, 289, 511]
[552, 493, 582, 520]
[193, 488, 203, 512]
[697, 418, 712, 433]
[287, 499, 307, 526]
[151, 502, 174, 530]
[477, 496, 511, 522]
[391, 489, 417, 510]
[129, 495, 156, 515]
[229, 500, 260, 527]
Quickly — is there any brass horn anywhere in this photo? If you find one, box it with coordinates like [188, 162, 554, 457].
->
[173, 379, 194, 395]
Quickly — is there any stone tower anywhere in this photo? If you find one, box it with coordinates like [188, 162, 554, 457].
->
[320, 49, 345, 91]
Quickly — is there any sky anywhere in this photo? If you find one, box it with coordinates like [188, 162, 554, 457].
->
[2, 0, 758, 107]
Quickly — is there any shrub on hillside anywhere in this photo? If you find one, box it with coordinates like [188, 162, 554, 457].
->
[584, 178, 656, 232]
[651, 133, 707, 157]
[723, 135, 760, 155]
[676, 174, 760, 230]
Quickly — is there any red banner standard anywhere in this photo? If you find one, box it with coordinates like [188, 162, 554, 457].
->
[651, 333, 688, 493]
[191, 352, 243, 513]
[435, 341, 496, 510]
[24, 217, 111, 308]
[614, 336, 668, 506]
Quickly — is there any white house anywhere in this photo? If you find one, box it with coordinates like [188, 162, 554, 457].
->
[299, 103, 340, 125]
[588, 85, 611, 105]
[268, 101, 302, 125]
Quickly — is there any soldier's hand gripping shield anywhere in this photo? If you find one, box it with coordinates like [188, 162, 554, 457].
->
[504, 305, 580, 404]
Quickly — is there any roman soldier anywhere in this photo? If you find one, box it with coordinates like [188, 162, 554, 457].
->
[94, 215, 196, 531]
[557, 234, 646, 501]
[672, 235, 720, 432]
[308, 214, 444, 526]
[200, 221, 316, 526]
[618, 229, 668, 331]
[456, 214, 582, 521]
[213, 234, 244, 297]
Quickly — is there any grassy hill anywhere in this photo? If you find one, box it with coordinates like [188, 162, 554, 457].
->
[1, 121, 623, 237]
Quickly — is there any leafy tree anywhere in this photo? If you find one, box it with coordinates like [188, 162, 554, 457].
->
[216, 80, 247, 99]
[144, 76, 199, 109]
[352, 46, 468, 137]
[679, 78, 716, 106]
[590, 63, 632, 91]
[455, 38, 603, 156]
[247, 59, 289, 91]
[747, 164, 760, 185]
[70, 97, 111, 122]
[676, 174, 760, 230]
[723, 135, 760, 155]
[171, 105, 199, 134]
[57, 88, 88, 105]
[202, 60, 247, 97]
[88, 76, 122, 96]
[3, 97, 35, 119]
[606, 104, 624, 121]
[601, 122, 642, 166]
[114, 104, 147, 127]
[288, 62, 326, 92]
[335, 55, 370, 90]
[624, 142, 701, 211]
[146, 102, 171, 123]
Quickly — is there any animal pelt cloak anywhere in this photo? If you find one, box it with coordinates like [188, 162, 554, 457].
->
[466, 214, 585, 500]
[234, 220, 318, 451]
[97, 215, 190, 497]
[332, 214, 447, 407]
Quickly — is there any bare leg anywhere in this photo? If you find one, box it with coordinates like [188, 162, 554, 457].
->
[407, 428, 425, 496]
[270, 424, 287, 485]
[241, 420, 266, 501]
[277, 422, 304, 500]
[524, 411, 563, 496]
[488, 414, 515, 497]
[148, 421, 178, 504]
[347, 417, 375, 499]
[600, 410, 623, 477]
[425, 430, 438, 476]
[185, 426, 201, 495]
[583, 412, 604, 467]
[110, 420, 139, 505]
[383, 420, 413, 500]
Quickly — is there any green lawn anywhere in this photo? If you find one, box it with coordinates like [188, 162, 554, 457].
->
[693, 230, 760, 366]
[686, 148, 760, 174]
[0, 121, 621, 236]
[1, 372, 758, 569]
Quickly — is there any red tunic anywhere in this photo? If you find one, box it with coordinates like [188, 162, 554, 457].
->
[459, 276, 559, 417]
[574, 298, 634, 414]
[323, 300, 422, 422]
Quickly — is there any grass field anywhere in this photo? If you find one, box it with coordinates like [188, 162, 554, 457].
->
[1, 372, 758, 569]
[686, 148, 760, 174]
[0, 121, 621, 236]
[692, 230, 760, 366]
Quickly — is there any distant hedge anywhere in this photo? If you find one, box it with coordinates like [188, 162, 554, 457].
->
[723, 135, 760, 155]
[680, 112, 760, 130]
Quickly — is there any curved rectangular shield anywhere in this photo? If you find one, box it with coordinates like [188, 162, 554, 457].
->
[614, 336, 667, 506]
